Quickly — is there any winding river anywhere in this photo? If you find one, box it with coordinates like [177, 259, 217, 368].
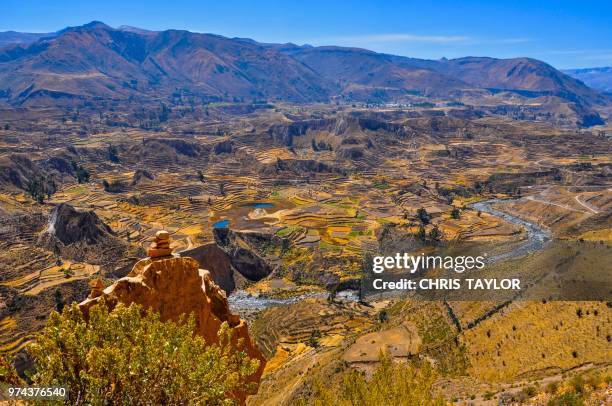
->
[228, 290, 358, 313]
[228, 198, 551, 313]
[472, 199, 551, 263]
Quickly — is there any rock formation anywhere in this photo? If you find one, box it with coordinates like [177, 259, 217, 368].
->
[88, 278, 104, 299]
[38, 203, 128, 264]
[43, 203, 114, 245]
[180, 243, 245, 294]
[130, 168, 155, 186]
[79, 252, 266, 401]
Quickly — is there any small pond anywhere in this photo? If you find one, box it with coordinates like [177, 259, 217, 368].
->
[212, 219, 231, 229]
[247, 202, 275, 209]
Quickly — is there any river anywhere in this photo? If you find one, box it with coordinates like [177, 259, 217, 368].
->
[471, 199, 551, 263]
[228, 198, 551, 313]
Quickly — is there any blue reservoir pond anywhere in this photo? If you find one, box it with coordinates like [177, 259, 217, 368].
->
[247, 202, 274, 209]
[212, 202, 275, 229]
[212, 219, 230, 229]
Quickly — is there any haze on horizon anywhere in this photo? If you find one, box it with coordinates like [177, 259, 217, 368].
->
[2, 0, 612, 70]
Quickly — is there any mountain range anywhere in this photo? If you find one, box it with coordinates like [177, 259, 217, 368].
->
[0, 31, 55, 48]
[0, 21, 608, 115]
[563, 67, 612, 93]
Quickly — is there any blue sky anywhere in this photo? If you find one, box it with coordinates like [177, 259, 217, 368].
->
[2, 0, 611, 69]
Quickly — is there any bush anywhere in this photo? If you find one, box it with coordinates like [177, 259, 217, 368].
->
[75, 165, 90, 183]
[377, 310, 389, 324]
[547, 392, 584, 406]
[53, 289, 64, 312]
[28, 302, 258, 405]
[416, 226, 426, 240]
[27, 175, 57, 203]
[523, 385, 537, 398]
[102, 179, 126, 193]
[0, 355, 21, 385]
[570, 375, 586, 394]
[545, 381, 558, 394]
[428, 225, 442, 242]
[417, 207, 431, 225]
[107, 144, 119, 162]
[308, 329, 322, 348]
[306, 353, 443, 405]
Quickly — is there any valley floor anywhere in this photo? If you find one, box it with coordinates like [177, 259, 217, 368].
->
[0, 104, 610, 404]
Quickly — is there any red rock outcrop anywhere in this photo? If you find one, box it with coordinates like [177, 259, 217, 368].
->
[79, 254, 266, 402]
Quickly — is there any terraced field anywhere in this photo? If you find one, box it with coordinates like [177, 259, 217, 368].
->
[0, 103, 610, 403]
[1, 261, 100, 296]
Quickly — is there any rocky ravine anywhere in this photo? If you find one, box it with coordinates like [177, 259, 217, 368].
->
[79, 254, 266, 402]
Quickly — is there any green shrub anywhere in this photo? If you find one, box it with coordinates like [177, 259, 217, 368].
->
[306, 353, 443, 405]
[28, 301, 258, 405]
[547, 392, 584, 406]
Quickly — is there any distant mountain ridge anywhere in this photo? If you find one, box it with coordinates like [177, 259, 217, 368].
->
[0, 31, 56, 48]
[283, 45, 604, 106]
[0, 21, 332, 105]
[0, 22, 607, 116]
[563, 67, 612, 93]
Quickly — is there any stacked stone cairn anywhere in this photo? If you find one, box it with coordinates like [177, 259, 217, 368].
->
[147, 230, 173, 258]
